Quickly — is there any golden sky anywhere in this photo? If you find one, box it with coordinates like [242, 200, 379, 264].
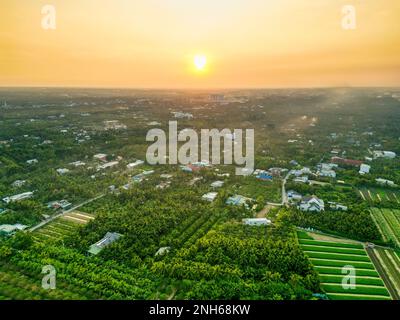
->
[1, 0, 400, 88]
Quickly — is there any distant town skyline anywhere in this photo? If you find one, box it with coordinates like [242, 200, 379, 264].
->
[1, 0, 400, 88]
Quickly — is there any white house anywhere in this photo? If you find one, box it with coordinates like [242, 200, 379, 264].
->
[359, 164, 371, 175]
[376, 178, 396, 187]
[320, 163, 338, 171]
[287, 190, 303, 202]
[160, 174, 173, 179]
[155, 247, 171, 257]
[373, 151, 396, 159]
[26, 159, 38, 165]
[12, 180, 26, 188]
[3, 192, 34, 204]
[88, 232, 122, 255]
[243, 218, 272, 226]
[127, 160, 144, 169]
[93, 153, 108, 162]
[294, 176, 309, 184]
[202, 192, 218, 202]
[291, 167, 312, 177]
[329, 202, 348, 211]
[0, 224, 28, 236]
[210, 181, 224, 188]
[69, 161, 86, 167]
[104, 120, 127, 130]
[97, 161, 119, 170]
[318, 169, 336, 178]
[57, 168, 70, 175]
[299, 196, 325, 212]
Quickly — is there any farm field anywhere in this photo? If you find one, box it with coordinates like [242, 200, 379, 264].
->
[371, 248, 400, 299]
[32, 211, 95, 243]
[370, 208, 400, 247]
[358, 188, 400, 204]
[297, 232, 391, 300]
[0, 243, 159, 300]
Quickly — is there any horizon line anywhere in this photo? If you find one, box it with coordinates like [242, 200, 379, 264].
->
[1, 84, 400, 91]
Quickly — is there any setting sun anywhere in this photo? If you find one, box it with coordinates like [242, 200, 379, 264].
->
[194, 55, 207, 71]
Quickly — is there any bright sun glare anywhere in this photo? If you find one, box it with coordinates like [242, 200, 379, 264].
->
[194, 55, 207, 71]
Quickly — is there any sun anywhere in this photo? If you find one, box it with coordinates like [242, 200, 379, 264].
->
[194, 55, 207, 71]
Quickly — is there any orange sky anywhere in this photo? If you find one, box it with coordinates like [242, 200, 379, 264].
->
[1, 0, 400, 88]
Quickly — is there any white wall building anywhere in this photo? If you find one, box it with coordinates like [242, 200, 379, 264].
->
[202, 192, 218, 202]
[373, 151, 396, 159]
[299, 196, 325, 212]
[376, 178, 396, 187]
[242, 218, 272, 226]
[3, 192, 34, 204]
[127, 160, 144, 169]
[359, 164, 371, 175]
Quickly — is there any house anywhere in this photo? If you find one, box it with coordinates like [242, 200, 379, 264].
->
[127, 160, 144, 169]
[242, 218, 272, 226]
[211, 181, 224, 188]
[88, 232, 122, 255]
[172, 111, 193, 119]
[373, 151, 396, 159]
[188, 177, 203, 186]
[359, 164, 371, 175]
[93, 153, 108, 162]
[180, 165, 194, 173]
[299, 196, 325, 212]
[287, 190, 303, 202]
[69, 161, 86, 167]
[0, 224, 28, 236]
[160, 174, 173, 179]
[97, 161, 119, 170]
[155, 247, 171, 257]
[290, 160, 299, 166]
[3, 192, 34, 204]
[376, 178, 396, 187]
[294, 176, 309, 184]
[291, 167, 312, 177]
[329, 202, 348, 211]
[12, 180, 26, 188]
[104, 120, 127, 130]
[256, 171, 273, 181]
[268, 167, 287, 177]
[202, 192, 218, 202]
[47, 200, 72, 210]
[192, 161, 211, 168]
[26, 159, 38, 165]
[320, 163, 338, 171]
[226, 195, 253, 208]
[57, 168, 70, 175]
[318, 169, 336, 178]
[132, 170, 154, 182]
[156, 181, 171, 189]
[122, 183, 132, 190]
[331, 149, 340, 155]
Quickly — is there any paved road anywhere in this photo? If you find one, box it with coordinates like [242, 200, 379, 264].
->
[29, 193, 105, 232]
